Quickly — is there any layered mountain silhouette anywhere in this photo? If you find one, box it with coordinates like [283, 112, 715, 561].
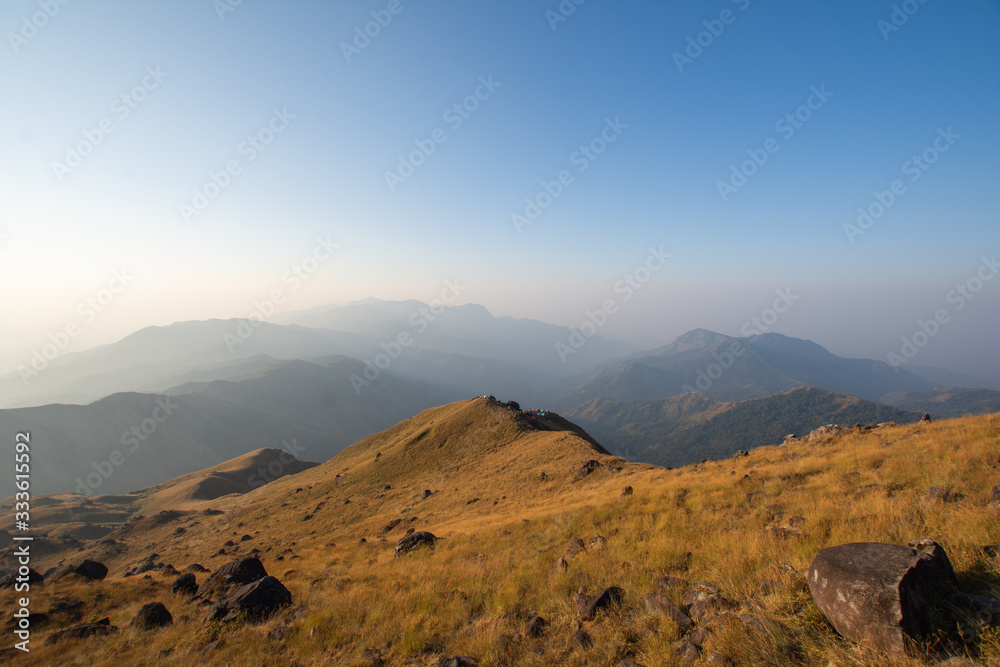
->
[0, 357, 448, 497]
[1, 300, 628, 409]
[556, 328, 937, 406]
[5, 306, 998, 500]
[566, 386, 920, 467]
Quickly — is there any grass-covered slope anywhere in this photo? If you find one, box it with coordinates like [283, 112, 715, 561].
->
[3, 399, 998, 666]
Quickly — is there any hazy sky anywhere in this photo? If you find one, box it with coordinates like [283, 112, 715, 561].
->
[2, 1, 999, 381]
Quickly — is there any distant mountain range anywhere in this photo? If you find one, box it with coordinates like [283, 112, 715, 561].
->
[0, 356, 447, 497]
[555, 328, 937, 407]
[566, 386, 921, 467]
[3, 301, 998, 498]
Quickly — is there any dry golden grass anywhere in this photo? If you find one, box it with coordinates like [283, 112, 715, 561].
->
[3, 399, 999, 666]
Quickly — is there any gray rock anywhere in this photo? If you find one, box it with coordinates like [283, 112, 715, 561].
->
[948, 592, 1000, 625]
[644, 594, 693, 632]
[681, 583, 719, 608]
[808, 541, 956, 655]
[579, 586, 625, 621]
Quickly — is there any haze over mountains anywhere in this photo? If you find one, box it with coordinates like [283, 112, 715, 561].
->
[3, 299, 999, 498]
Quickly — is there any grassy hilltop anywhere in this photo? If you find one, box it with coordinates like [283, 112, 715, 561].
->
[2, 398, 999, 666]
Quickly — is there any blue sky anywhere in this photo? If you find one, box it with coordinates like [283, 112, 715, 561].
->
[2, 0, 999, 380]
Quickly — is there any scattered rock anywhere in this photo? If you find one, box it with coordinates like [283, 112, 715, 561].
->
[681, 583, 719, 608]
[198, 557, 268, 598]
[687, 594, 736, 624]
[207, 576, 292, 624]
[524, 614, 547, 638]
[131, 602, 173, 629]
[422, 489, 434, 500]
[921, 413, 932, 422]
[948, 592, 1000, 625]
[704, 654, 734, 666]
[645, 594, 693, 633]
[573, 628, 593, 649]
[63, 560, 108, 582]
[924, 486, 952, 502]
[578, 586, 625, 621]
[395, 531, 437, 557]
[808, 541, 957, 655]
[808, 424, 841, 441]
[587, 535, 607, 552]
[44, 618, 118, 645]
[621, 486, 633, 496]
[0, 568, 43, 588]
[989, 485, 1000, 507]
[361, 647, 386, 667]
[437, 657, 479, 667]
[653, 575, 689, 594]
[552, 557, 569, 574]
[171, 573, 199, 596]
[574, 460, 602, 481]
[672, 638, 700, 666]
[565, 538, 586, 558]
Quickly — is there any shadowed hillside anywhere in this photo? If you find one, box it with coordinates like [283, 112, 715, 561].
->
[566, 387, 922, 466]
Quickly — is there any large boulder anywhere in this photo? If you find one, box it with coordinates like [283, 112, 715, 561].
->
[808, 541, 956, 655]
[198, 557, 267, 598]
[131, 602, 173, 629]
[206, 576, 291, 624]
[60, 560, 108, 582]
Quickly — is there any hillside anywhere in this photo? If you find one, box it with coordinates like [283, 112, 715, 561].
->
[566, 387, 922, 466]
[2, 400, 998, 666]
[0, 357, 457, 498]
[0, 448, 318, 566]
